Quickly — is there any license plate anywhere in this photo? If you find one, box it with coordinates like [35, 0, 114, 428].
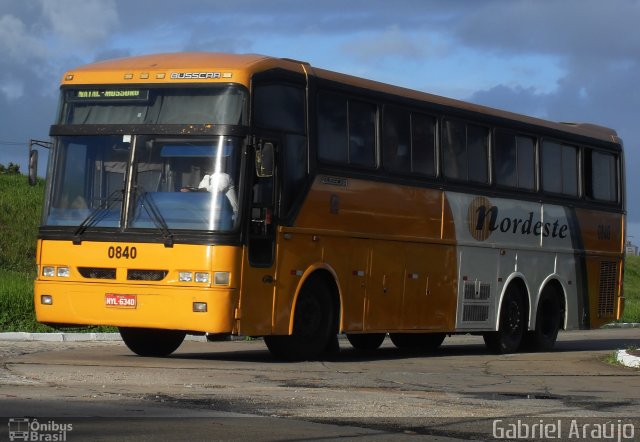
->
[105, 294, 137, 309]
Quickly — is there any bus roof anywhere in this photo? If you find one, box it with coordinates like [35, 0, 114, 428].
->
[311, 66, 620, 145]
[62, 52, 620, 145]
[61, 52, 306, 89]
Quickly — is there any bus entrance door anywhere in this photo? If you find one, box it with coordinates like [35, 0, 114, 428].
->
[238, 143, 278, 336]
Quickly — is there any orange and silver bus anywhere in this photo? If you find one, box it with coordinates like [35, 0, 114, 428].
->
[33, 52, 625, 360]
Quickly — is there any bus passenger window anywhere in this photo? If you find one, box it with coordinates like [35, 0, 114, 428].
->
[495, 131, 517, 187]
[516, 135, 536, 191]
[317, 92, 348, 164]
[561, 145, 578, 196]
[317, 92, 377, 169]
[442, 119, 466, 180]
[411, 113, 437, 177]
[542, 141, 578, 196]
[586, 150, 618, 202]
[495, 131, 536, 191]
[383, 106, 411, 173]
[542, 141, 562, 193]
[467, 124, 489, 183]
[443, 120, 488, 183]
[348, 100, 377, 168]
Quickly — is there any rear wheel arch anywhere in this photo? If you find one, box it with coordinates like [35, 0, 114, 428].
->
[484, 277, 530, 354]
[497, 277, 531, 328]
[534, 278, 567, 330]
[523, 278, 566, 352]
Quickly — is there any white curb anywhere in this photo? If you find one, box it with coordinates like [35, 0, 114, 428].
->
[616, 349, 640, 368]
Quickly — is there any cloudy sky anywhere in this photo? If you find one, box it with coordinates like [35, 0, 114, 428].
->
[1, 0, 638, 241]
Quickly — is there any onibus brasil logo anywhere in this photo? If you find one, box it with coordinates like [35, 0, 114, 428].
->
[8, 418, 73, 441]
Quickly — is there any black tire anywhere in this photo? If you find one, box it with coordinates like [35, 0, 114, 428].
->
[523, 288, 563, 352]
[119, 327, 186, 357]
[389, 333, 445, 352]
[264, 278, 336, 361]
[484, 286, 527, 354]
[347, 333, 386, 351]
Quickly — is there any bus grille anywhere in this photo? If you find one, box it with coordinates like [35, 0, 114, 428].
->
[464, 281, 491, 300]
[597, 261, 618, 317]
[127, 269, 168, 281]
[463, 305, 490, 322]
[78, 267, 116, 279]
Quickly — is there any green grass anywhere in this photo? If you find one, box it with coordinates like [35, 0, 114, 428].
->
[0, 269, 53, 332]
[0, 173, 639, 331]
[0, 173, 114, 332]
[0, 173, 44, 273]
[622, 255, 640, 323]
[0, 173, 52, 332]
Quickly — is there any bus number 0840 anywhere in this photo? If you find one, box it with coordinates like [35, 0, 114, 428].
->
[108, 246, 137, 259]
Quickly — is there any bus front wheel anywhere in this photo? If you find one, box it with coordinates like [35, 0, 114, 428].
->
[264, 277, 337, 361]
[484, 287, 527, 354]
[119, 327, 186, 357]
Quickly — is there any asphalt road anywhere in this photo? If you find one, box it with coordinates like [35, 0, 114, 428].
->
[1, 328, 639, 441]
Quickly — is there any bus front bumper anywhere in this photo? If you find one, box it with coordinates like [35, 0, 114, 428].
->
[34, 280, 238, 333]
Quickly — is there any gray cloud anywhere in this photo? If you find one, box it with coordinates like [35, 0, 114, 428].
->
[0, 0, 637, 228]
[452, 0, 640, 60]
[0, 14, 46, 62]
[40, 0, 118, 45]
[339, 26, 435, 64]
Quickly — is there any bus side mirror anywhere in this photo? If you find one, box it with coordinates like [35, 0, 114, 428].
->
[255, 142, 274, 178]
[28, 149, 38, 186]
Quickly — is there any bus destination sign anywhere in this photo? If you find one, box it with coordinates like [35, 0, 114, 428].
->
[69, 89, 150, 101]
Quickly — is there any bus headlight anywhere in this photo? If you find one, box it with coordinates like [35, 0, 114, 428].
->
[194, 272, 210, 283]
[179, 272, 193, 282]
[42, 266, 70, 278]
[213, 272, 230, 286]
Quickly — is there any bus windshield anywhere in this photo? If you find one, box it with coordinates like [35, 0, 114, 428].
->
[44, 135, 243, 233]
[129, 136, 241, 231]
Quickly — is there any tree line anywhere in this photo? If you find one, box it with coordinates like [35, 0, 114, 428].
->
[0, 162, 20, 174]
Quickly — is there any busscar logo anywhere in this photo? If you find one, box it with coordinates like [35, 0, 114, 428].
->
[170, 72, 222, 80]
[468, 197, 569, 242]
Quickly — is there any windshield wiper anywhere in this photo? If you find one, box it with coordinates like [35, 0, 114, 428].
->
[137, 189, 174, 248]
[73, 190, 123, 245]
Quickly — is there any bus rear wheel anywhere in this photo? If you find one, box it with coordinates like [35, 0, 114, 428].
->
[119, 327, 186, 357]
[347, 333, 386, 351]
[484, 286, 526, 354]
[389, 333, 445, 352]
[523, 287, 563, 352]
[264, 277, 336, 361]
